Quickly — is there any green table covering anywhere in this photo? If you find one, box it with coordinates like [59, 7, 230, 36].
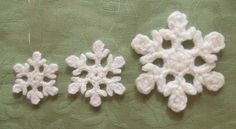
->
[0, 0, 235, 129]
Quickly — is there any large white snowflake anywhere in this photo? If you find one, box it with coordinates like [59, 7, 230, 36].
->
[66, 40, 126, 107]
[131, 11, 225, 112]
[13, 51, 59, 105]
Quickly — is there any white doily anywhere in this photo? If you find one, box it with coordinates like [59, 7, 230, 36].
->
[13, 51, 59, 105]
[66, 40, 126, 107]
[131, 11, 225, 112]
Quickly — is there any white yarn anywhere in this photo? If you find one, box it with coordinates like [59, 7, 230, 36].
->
[13, 51, 59, 105]
[66, 40, 126, 107]
[131, 11, 225, 112]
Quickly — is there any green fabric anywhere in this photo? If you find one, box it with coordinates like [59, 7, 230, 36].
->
[0, 0, 235, 129]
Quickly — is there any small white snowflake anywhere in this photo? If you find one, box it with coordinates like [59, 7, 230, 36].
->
[131, 11, 225, 112]
[66, 40, 126, 107]
[13, 51, 59, 105]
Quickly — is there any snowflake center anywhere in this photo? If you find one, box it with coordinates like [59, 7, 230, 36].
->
[28, 71, 44, 87]
[89, 66, 106, 80]
[166, 50, 192, 72]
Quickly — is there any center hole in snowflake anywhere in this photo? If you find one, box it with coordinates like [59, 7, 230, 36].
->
[184, 74, 194, 84]
[166, 74, 175, 83]
[153, 58, 164, 67]
[101, 55, 109, 67]
[182, 40, 195, 49]
[194, 56, 206, 66]
[27, 86, 32, 91]
[43, 77, 51, 82]
[162, 40, 172, 49]
[107, 71, 115, 78]
[87, 59, 95, 66]
[87, 82, 93, 90]
[80, 71, 88, 78]
[37, 86, 43, 92]
[99, 83, 106, 90]
[39, 66, 44, 72]
[22, 76, 28, 81]
[29, 66, 34, 72]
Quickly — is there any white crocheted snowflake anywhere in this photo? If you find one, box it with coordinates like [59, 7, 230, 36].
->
[66, 40, 126, 107]
[13, 51, 59, 105]
[131, 11, 225, 112]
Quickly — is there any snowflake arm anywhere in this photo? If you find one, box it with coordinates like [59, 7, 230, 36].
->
[66, 40, 126, 107]
[13, 51, 59, 105]
[131, 11, 225, 112]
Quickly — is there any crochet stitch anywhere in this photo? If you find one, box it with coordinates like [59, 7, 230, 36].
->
[131, 11, 225, 112]
[66, 40, 126, 107]
[13, 51, 59, 105]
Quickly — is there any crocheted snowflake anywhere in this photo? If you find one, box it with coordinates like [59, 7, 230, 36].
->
[66, 40, 126, 107]
[131, 11, 225, 112]
[13, 51, 59, 105]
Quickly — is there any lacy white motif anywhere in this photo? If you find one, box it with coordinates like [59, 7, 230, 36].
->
[131, 11, 225, 112]
[13, 51, 59, 105]
[66, 40, 126, 107]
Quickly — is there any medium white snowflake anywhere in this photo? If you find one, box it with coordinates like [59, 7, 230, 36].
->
[13, 51, 59, 105]
[66, 40, 126, 107]
[131, 11, 225, 112]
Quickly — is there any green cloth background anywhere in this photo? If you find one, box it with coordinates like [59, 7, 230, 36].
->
[0, 0, 235, 129]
